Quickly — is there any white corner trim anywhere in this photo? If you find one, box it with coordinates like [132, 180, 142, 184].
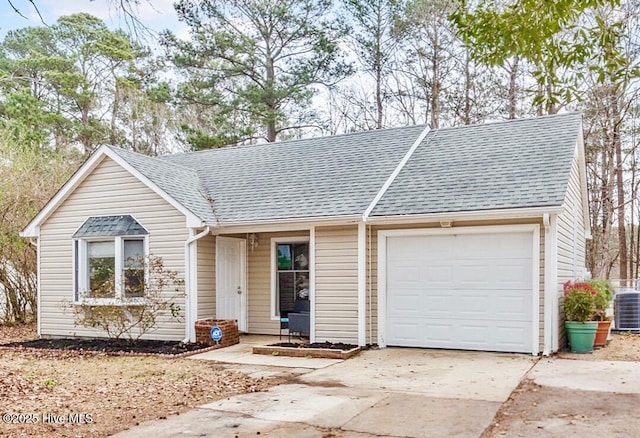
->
[185, 227, 211, 342]
[531, 225, 541, 356]
[377, 230, 388, 348]
[34, 236, 41, 337]
[576, 129, 592, 239]
[548, 215, 559, 353]
[357, 222, 366, 346]
[363, 125, 431, 221]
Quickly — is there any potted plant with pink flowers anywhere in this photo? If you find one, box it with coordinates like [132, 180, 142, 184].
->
[587, 279, 614, 347]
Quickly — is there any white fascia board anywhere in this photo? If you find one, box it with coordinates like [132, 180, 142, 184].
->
[212, 215, 362, 234]
[101, 148, 204, 228]
[21, 147, 110, 238]
[21, 145, 204, 237]
[363, 126, 431, 221]
[365, 206, 564, 225]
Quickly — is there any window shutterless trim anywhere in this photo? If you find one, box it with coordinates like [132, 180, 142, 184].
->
[270, 236, 309, 320]
[74, 234, 148, 303]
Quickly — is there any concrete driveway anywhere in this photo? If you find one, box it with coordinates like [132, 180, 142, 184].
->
[485, 358, 640, 437]
[113, 348, 537, 438]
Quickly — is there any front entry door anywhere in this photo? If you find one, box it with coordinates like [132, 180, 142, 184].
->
[216, 237, 247, 332]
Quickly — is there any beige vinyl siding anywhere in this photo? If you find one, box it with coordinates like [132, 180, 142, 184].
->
[367, 219, 545, 351]
[244, 231, 309, 335]
[39, 156, 189, 341]
[315, 225, 359, 344]
[196, 234, 216, 319]
[557, 147, 587, 346]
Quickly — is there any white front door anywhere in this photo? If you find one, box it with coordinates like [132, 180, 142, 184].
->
[216, 236, 247, 332]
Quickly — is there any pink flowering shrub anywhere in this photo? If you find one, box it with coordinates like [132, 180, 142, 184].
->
[563, 280, 597, 323]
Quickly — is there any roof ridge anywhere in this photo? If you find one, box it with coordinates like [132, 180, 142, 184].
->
[157, 124, 429, 159]
[106, 145, 199, 175]
[429, 112, 582, 134]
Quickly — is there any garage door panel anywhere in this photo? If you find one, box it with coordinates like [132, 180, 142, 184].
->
[385, 230, 535, 353]
[495, 294, 530, 319]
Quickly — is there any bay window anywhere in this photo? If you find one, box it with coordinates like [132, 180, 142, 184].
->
[73, 215, 148, 302]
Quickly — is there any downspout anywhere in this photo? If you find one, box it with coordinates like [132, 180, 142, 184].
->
[183, 226, 211, 343]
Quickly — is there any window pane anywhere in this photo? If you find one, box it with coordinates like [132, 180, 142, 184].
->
[124, 268, 144, 297]
[124, 240, 145, 297]
[295, 272, 310, 300]
[293, 243, 309, 270]
[277, 244, 292, 270]
[124, 240, 144, 268]
[278, 272, 295, 314]
[87, 241, 115, 298]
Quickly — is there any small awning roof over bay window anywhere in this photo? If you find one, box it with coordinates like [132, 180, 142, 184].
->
[72, 215, 148, 238]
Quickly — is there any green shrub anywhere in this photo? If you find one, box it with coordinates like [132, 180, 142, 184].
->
[563, 281, 596, 322]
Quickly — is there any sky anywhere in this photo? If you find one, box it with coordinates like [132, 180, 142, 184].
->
[0, 0, 185, 39]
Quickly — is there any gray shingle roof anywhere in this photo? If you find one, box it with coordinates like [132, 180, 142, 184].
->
[157, 125, 426, 223]
[104, 113, 581, 225]
[72, 215, 148, 238]
[370, 112, 583, 217]
[106, 147, 218, 224]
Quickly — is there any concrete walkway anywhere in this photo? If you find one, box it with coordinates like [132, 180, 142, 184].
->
[189, 335, 344, 369]
[113, 348, 537, 438]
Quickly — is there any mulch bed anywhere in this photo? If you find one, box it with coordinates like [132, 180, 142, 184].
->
[269, 341, 358, 351]
[1, 338, 210, 356]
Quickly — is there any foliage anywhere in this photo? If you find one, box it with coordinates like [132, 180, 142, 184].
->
[163, 0, 352, 145]
[562, 280, 597, 322]
[451, 0, 619, 113]
[343, 0, 401, 129]
[0, 13, 173, 155]
[68, 255, 185, 341]
[0, 131, 81, 323]
[587, 279, 614, 321]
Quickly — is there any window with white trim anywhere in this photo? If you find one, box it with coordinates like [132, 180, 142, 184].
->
[273, 240, 309, 317]
[73, 216, 148, 302]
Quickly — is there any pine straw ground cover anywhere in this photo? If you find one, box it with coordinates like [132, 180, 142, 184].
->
[0, 324, 283, 437]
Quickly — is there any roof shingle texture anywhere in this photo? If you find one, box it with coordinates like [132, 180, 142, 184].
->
[370, 112, 583, 217]
[72, 215, 148, 238]
[157, 125, 426, 223]
[104, 113, 581, 224]
[107, 147, 218, 224]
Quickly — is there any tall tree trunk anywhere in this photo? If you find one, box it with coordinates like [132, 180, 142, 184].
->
[430, 28, 440, 129]
[507, 56, 519, 119]
[265, 52, 277, 143]
[375, 7, 383, 130]
[612, 87, 628, 284]
[463, 48, 471, 125]
[110, 79, 120, 146]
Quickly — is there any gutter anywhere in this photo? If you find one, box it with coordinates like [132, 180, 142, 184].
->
[183, 226, 211, 343]
[365, 206, 564, 225]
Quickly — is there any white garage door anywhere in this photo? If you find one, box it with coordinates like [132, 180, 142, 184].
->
[385, 230, 535, 353]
